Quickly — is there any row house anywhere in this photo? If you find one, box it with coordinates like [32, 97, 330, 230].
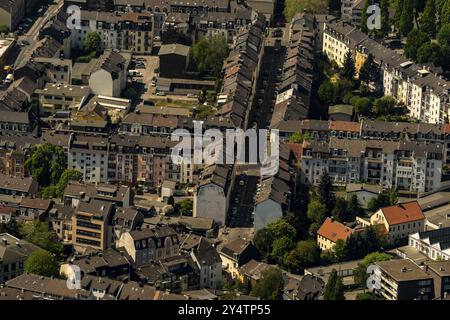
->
[323, 21, 450, 124]
[0, 133, 38, 177]
[300, 137, 443, 193]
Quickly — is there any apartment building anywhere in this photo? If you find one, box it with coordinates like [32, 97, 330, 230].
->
[218, 238, 261, 279]
[370, 201, 426, 244]
[35, 83, 90, 115]
[63, 182, 131, 208]
[116, 225, 180, 267]
[33, 57, 73, 85]
[300, 137, 444, 193]
[322, 21, 450, 124]
[72, 198, 114, 251]
[193, 163, 234, 226]
[71, 11, 154, 54]
[375, 259, 435, 300]
[89, 51, 127, 98]
[68, 135, 110, 183]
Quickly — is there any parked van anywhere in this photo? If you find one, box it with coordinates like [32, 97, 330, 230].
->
[3, 73, 13, 84]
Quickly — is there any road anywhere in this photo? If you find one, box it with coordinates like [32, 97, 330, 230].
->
[14, 0, 64, 67]
[225, 27, 287, 230]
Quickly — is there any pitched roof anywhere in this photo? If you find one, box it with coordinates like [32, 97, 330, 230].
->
[158, 43, 190, 56]
[317, 217, 353, 243]
[380, 201, 425, 225]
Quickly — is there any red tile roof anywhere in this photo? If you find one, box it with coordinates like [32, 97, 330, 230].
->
[317, 217, 353, 243]
[380, 201, 425, 225]
[444, 124, 450, 134]
[329, 121, 360, 132]
[286, 143, 303, 161]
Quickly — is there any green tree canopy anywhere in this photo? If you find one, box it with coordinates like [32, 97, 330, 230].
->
[354, 252, 391, 287]
[192, 36, 229, 78]
[20, 221, 64, 256]
[177, 198, 193, 216]
[25, 249, 59, 277]
[438, 23, 450, 46]
[283, 0, 328, 21]
[318, 80, 337, 105]
[307, 199, 328, 225]
[359, 53, 379, 87]
[25, 143, 66, 187]
[373, 96, 397, 115]
[289, 131, 311, 144]
[324, 269, 346, 300]
[284, 240, 320, 273]
[380, 0, 390, 35]
[84, 32, 101, 53]
[419, 0, 437, 36]
[251, 267, 284, 300]
[318, 171, 335, 212]
[405, 29, 431, 60]
[350, 96, 373, 116]
[341, 51, 356, 80]
[361, 0, 370, 33]
[400, 0, 414, 36]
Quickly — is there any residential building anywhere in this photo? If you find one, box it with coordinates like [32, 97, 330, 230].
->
[88, 51, 127, 97]
[193, 163, 234, 226]
[375, 259, 435, 300]
[35, 83, 90, 115]
[0, 133, 39, 177]
[409, 227, 450, 261]
[116, 225, 180, 266]
[64, 182, 131, 208]
[346, 183, 382, 208]
[72, 199, 114, 251]
[0, 0, 25, 30]
[0, 174, 38, 197]
[190, 238, 222, 289]
[370, 201, 426, 244]
[317, 217, 354, 251]
[71, 11, 154, 54]
[218, 238, 261, 279]
[0, 233, 40, 283]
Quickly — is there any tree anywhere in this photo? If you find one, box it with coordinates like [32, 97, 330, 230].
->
[417, 42, 443, 65]
[361, 0, 370, 33]
[19, 221, 64, 256]
[283, 0, 328, 21]
[329, 0, 342, 17]
[318, 80, 337, 105]
[356, 292, 381, 300]
[354, 252, 391, 287]
[307, 199, 328, 224]
[25, 144, 66, 187]
[272, 236, 295, 265]
[284, 240, 320, 273]
[318, 171, 335, 212]
[394, 0, 405, 29]
[419, 0, 437, 36]
[55, 170, 82, 199]
[350, 96, 372, 116]
[0, 220, 20, 237]
[359, 54, 379, 87]
[254, 228, 274, 260]
[438, 23, 450, 46]
[341, 51, 355, 80]
[84, 32, 101, 53]
[400, 0, 414, 36]
[323, 269, 345, 300]
[367, 193, 391, 212]
[373, 96, 397, 115]
[192, 36, 229, 78]
[289, 131, 311, 144]
[177, 198, 193, 216]
[332, 197, 348, 222]
[405, 29, 430, 60]
[380, 0, 390, 35]
[347, 194, 364, 218]
[25, 249, 59, 277]
[441, 0, 450, 26]
[251, 267, 284, 300]
[333, 239, 347, 262]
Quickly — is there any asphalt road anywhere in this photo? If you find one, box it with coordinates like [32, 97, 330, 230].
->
[226, 27, 287, 229]
[14, 0, 64, 67]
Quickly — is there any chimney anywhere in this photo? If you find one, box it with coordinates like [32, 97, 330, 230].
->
[401, 267, 407, 272]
